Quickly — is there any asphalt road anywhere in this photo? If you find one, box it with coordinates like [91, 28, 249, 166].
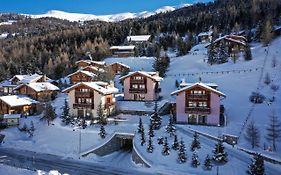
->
[0, 147, 153, 175]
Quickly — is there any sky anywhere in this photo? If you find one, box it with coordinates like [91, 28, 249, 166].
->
[0, 0, 211, 15]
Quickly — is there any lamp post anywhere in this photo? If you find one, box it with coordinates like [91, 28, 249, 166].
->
[79, 125, 81, 159]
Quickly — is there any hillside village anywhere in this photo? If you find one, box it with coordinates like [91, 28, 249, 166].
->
[0, 0, 281, 175]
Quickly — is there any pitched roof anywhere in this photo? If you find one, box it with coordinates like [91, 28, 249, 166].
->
[67, 70, 97, 78]
[9, 74, 46, 84]
[110, 45, 135, 50]
[0, 95, 38, 107]
[127, 35, 151, 42]
[206, 35, 247, 48]
[180, 82, 218, 89]
[108, 62, 130, 69]
[198, 31, 213, 37]
[62, 82, 118, 95]
[15, 82, 60, 92]
[171, 82, 226, 97]
[119, 71, 163, 82]
[75, 60, 105, 66]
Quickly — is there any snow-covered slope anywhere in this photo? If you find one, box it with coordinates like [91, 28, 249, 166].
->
[26, 4, 190, 22]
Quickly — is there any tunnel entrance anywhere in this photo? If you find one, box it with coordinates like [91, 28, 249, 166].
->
[119, 138, 133, 151]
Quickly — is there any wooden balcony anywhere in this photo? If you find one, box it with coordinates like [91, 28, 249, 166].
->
[185, 107, 211, 114]
[73, 103, 94, 109]
[104, 102, 115, 109]
[130, 79, 145, 84]
[129, 88, 147, 93]
[75, 91, 93, 98]
[187, 94, 209, 100]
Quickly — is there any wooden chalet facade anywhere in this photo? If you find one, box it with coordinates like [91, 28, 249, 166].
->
[120, 71, 162, 101]
[14, 82, 60, 102]
[62, 82, 118, 119]
[171, 83, 226, 126]
[0, 95, 38, 115]
[107, 62, 130, 74]
[68, 70, 97, 84]
[110, 46, 136, 57]
[75, 60, 106, 69]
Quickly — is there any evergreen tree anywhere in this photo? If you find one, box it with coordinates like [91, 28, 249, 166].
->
[166, 115, 176, 137]
[247, 153, 265, 175]
[61, 98, 70, 125]
[203, 154, 212, 170]
[138, 117, 144, 134]
[191, 151, 200, 167]
[218, 43, 229, 64]
[190, 132, 201, 151]
[244, 43, 252, 61]
[175, 80, 180, 88]
[162, 137, 170, 156]
[97, 102, 106, 125]
[177, 139, 187, 163]
[212, 141, 228, 163]
[140, 128, 146, 146]
[245, 121, 260, 149]
[266, 110, 281, 151]
[207, 43, 216, 65]
[172, 134, 179, 150]
[147, 136, 154, 153]
[148, 124, 154, 138]
[41, 104, 56, 126]
[261, 18, 274, 46]
[150, 100, 162, 130]
[99, 124, 107, 139]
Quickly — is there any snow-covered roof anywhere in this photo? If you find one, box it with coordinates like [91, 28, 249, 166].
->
[15, 82, 60, 92]
[82, 66, 105, 73]
[110, 45, 136, 50]
[75, 60, 105, 66]
[206, 35, 247, 47]
[67, 70, 97, 78]
[119, 71, 163, 82]
[9, 74, 47, 84]
[127, 35, 151, 42]
[0, 80, 14, 87]
[198, 31, 213, 37]
[3, 114, 21, 119]
[180, 82, 218, 88]
[63, 82, 118, 95]
[171, 82, 226, 97]
[108, 62, 130, 69]
[273, 25, 281, 31]
[0, 95, 38, 107]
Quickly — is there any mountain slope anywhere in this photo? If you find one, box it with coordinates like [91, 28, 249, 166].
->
[26, 4, 190, 22]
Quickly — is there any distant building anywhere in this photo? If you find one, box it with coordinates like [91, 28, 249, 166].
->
[171, 82, 225, 126]
[1, 114, 20, 126]
[67, 70, 97, 84]
[206, 35, 247, 57]
[110, 45, 136, 57]
[75, 60, 106, 69]
[14, 82, 60, 101]
[62, 82, 118, 119]
[0, 74, 51, 95]
[126, 35, 151, 46]
[120, 71, 162, 101]
[107, 62, 130, 74]
[198, 31, 213, 43]
[0, 95, 38, 115]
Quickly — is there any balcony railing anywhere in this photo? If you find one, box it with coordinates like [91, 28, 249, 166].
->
[129, 88, 147, 93]
[185, 107, 211, 114]
[130, 79, 145, 84]
[187, 94, 209, 100]
[73, 103, 94, 109]
[75, 91, 93, 98]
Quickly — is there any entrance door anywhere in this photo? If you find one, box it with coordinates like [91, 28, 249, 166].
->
[78, 109, 84, 118]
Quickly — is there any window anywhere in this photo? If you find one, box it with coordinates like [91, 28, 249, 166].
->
[198, 102, 207, 107]
[188, 101, 197, 107]
[4, 88, 8, 93]
[188, 114, 197, 124]
[80, 88, 89, 92]
[134, 76, 143, 80]
[198, 115, 207, 124]
[139, 85, 145, 89]
[85, 98, 92, 103]
[132, 84, 138, 89]
[192, 90, 205, 95]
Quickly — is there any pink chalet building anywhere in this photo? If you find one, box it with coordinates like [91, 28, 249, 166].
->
[120, 71, 162, 101]
[171, 82, 226, 126]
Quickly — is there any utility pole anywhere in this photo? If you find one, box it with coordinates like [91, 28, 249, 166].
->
[79, 126, 82, 159]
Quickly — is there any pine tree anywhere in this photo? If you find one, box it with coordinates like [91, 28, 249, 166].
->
[261, 18, 274, 46]
[30, 121, 35, 132]
[212, 141, 228, 163]
[177, 139, 187, 163]
[266, 110, 281, 151]
[245, 121, 260, 149]
[175, 80, 180, 88]
[190, 132, 201, 151]
[138, 117, 144, 134]
[147, 136, 154, 153]
[171, 135, 179, 150]
[162, 137, 170, 156]
[150, 100, 162, 130]
[218, 43, 229, 64]
[140, 128, 146, 146]
[207, 43, 216, 65]
[203, 154, 212, 170]
[264, 72, 271, 85]
[99, 124, 106, 139]
[97, 102, 106, 125]
[191, 151, 200, 167]
[41, 104, 56, 126]
[148, 124, 154, 138]
[166, 115, 176, 137]
[247, 153, 265, 175]
[61, 98, 70, 125]
[244, 43, 252, 61]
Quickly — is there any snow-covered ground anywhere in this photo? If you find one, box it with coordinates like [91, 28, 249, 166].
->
[0, 164, 33, 175]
